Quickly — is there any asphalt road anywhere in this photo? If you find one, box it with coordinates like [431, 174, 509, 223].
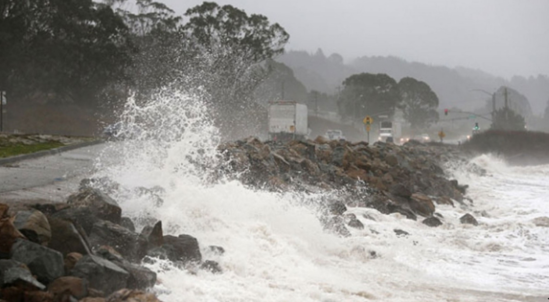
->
[0, 143, 106, 203]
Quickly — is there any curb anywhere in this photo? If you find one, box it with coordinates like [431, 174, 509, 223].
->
[0, 139, 104, 166]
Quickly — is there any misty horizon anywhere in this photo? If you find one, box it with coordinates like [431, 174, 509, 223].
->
[164, 0, 549, 79]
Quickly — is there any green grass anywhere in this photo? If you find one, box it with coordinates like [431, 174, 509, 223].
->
[0, 141, 64, 158]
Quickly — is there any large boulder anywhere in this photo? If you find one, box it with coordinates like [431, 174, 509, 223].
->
[422, 217, 442, 227]
[47, 217, 91, 256]
[88, 220, 147, 262]
[47, 276, 89, 300]
[139, 221, 163, 251]
[53, 188, 121, 235]
[70, 255, 129, 296]
[460, 213, 478, 226]
[13, 210, 51, 245]
[0, 259, 45, 290]
[0, 216, 25, 259]
[0, 203, 9, 218]
[10, 238, 64, 285]
[409, 193, 436, 217]
[146, 235, 201, 264]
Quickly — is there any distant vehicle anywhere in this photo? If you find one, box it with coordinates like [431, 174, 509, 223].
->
[378, 119, 402, 143]
[268, 101, 308, 141]
[412, 133, 430, 142]
[325, 129, 346, 141]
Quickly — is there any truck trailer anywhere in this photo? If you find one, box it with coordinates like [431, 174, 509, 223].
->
[268, 101, 308, 141]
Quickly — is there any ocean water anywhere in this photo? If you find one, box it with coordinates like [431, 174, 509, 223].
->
[94, 91, 549, 301]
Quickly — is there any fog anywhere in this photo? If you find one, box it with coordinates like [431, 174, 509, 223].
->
[167, 0, 549, 79]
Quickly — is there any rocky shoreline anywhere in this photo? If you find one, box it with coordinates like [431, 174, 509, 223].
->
[0, 137, 486, 301]
[216, 137, 484, 229]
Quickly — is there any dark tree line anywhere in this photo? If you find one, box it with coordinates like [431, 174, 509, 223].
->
[338, 73, 440, 130]
[0, 0, 289, 137]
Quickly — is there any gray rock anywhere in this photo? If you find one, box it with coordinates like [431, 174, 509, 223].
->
[70, 255, 129, 295]
[200, 260, 222, 274]
[13, 210, 51, 245]
[460, 213, 479, 226]
[10, 239, 64, 285]
[113, 261, 157, 290]
[88, 220, 148, 263]
[393, 229, 409, 236]
[120, 217, 135, 232]
[389, 184, 412, 198]
[140, 221, 163, 251]
[0, 259, 45, 290]
[47, 217, 91, 256]
[422, 217, 442, 227]
[53, 188, 121, 235]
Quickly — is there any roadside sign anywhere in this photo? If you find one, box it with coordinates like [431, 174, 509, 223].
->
[366, 124, 371, 132]
[438, 130, 445, 138]
[363, 116, 373, 125]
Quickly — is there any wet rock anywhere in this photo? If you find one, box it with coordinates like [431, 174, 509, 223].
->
[386, 202, 417, 221]
[328, 201, 347, 216]
[384, 153, 399, 166]
[459, 213, 478, 226]
[53, 188, 121, 235]
[409, 193, 435, 217]
[47, 276, 89, 300]
[146, 234, 202, 265]
[422, 217, 442, 227]
[106, 289, 161, 302]
[0, 259, 45, 290]
[532, 216, 549, 227]
[140, 221, 163, 251]
[113, 261, 156, 290]
[47, 217, 91, 256]
[347, 218, 364, 230]
[119, 217, 135, 232]
[64, 252, 83, 273]
[200, 260, 222, 274]
[321, 216, 351, 237]
[163, 235, 202, 263]
[23, 290, 54, 302]
[389, 184, 411, 198]
[13, 210, 51, 245]
[208, 246, 225, 255]
[70, 255, 129, 296]
[88, 220, 147, 262]
[0, 203, 9, 218]
[10, 238, 64, 285]
[393, 229, 409, 236]
[0, 216, 26, 259]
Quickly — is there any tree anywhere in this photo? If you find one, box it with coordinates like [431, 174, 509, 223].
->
[106, 0, 185, 97]
[397, 77, 439, 129]
[0, 0, 133, 102]
[338, 73, 400, 120]
[181, 2, 290, 137]
[491, 107, 526, 131]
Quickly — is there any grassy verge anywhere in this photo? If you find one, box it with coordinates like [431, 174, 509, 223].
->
[0, 141, 65, 158]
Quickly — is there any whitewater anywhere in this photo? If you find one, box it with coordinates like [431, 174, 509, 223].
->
[93, 90, 548, 301]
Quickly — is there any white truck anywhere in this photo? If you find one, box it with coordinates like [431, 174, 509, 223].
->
[378, 119, 402, 143]
[268, 101, 308, 141]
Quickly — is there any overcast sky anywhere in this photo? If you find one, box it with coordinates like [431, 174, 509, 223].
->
[163, 0, 549, 79]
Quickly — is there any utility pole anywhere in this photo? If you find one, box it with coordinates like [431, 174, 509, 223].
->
[315, 93, 318, 116]
[504, 87, 508, 109]
[281, 81, 285, 100]
[0, 91, 4, 132]
[491, 92, 496, 119]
